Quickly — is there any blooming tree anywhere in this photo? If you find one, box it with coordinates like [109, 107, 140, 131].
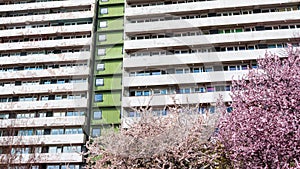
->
[86, 104, 230, 168]
[218, 46, 300, 168]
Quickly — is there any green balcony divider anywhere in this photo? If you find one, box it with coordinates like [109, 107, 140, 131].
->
[91, 108, 121, 125]
[97, 31, 123, 45]
[99, 5, 124, 18]
[98, 18, 124, 32]
[95, 60, 122, 75]
[94, 76, 122, 91]
[95, 45, 123, 60]
[94, 92, 121, 107]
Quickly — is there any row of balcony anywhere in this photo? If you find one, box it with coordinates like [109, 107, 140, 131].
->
[0, 99, 87, 111]
[0, 24, 92, 38]
[0, 11, 93, 26]
[122, 91, 231, 107]
[123, 48, 284, 68]
[0, 82, 87, 96]
[0, 152, 83, 164]
[124, 28, 300, 50]
[0, 0, 92, 13]
[0, 38, 91, 52]
[125, 10, 300, 33]
[0, 66, 89, 80]
[126, 0, 297, 17]
[0, 116, 85, 130]
[123, 70, 245, 87]
[0, 51, 90, 66]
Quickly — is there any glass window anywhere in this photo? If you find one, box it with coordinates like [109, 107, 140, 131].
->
[95, 94, 103, 102]
[144, 91, 150, 96]
[93, 111, 102, 120]
[47, 165, 60, 169]
[92, 128, 101, 137]
[205, 67, 213, 72]
[161, 89, 167, 95]
[227, 107, 233, 113]
[36, 129, 44, 135]
[51, 129, 64, 135]
[98, 48, 106, 56]
[209, 106, 215, 113]
[184, 88, 191, 93]
[98, 34, 106, 42]
[99, 21, 107, 28]
[136, 91, 142, 96]
[95, 78, 104, 86]
[100, 8, 108, 14]
[96, 63, 105, 71]
[129, 111, 135, 117]
[175, 69, 184, 74]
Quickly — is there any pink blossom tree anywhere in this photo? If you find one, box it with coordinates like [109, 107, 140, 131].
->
[218, 46, 300, 168]
[85, 104, 231, 168]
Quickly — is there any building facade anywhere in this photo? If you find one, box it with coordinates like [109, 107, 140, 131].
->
[89, 0, 124, 137]
[122, 0, 300, 120]
[0, 0, 95, 168]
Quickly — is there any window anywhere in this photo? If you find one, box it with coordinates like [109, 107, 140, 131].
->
[100, 8, 108, 14]
[101, 0, 108, 2]
[51, 129, 64, 135]
[96, 63, 105, 71]
[47, 166, 59, 169]
[144, 91, 150, 96]
[95, 94, 103, 102]
[99, 21, 107, 28]
[98, 48, 106, 56]
[95, 78, 104, 86]
[92, 128, 101, 137]
[98, 34, 106, 42]
[93, 111, 102, 120]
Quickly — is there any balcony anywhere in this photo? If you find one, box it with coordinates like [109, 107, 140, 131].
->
[123, 70, 246, 87]
[0, 99, 88, 111]
[0, 83, 88, 95]
[124, 28, 300, 50]
[126, 0, 294, 17]
[0, 0, 92, 13]
[0, 116, 85, 128]
[0, 38, 91, 52]
[0, 134, 85, 146]
[0, 67, 89, 80]
[123, 48, 284, 68]
[0, 52, 90, 66]
[122, 91, 231, 107]
[125, 10, 300, 33]
[0, 11, 93, 25]
[0, 153, 83, 164]
[0, 24, 92, 38]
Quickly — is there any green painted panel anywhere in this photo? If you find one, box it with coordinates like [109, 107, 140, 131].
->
[94, 76, 122, 91]
[95, 45, 123, 60]
[97, 32, 123, 45]
[94, 92, 121, 107]
[91, 108, 120, 124]
[99, 0, 124, 5]
[95, 60, 122, 75]
[99, 5, 124, 18]
[97, 18, 124, 31]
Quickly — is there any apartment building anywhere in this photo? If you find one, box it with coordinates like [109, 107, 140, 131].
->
[0, 0, 95, 168]
[122, 0, 300, 120]
[90, 0, 124, 137]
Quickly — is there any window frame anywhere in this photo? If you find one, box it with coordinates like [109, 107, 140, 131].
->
[93, 111, 102, 120]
